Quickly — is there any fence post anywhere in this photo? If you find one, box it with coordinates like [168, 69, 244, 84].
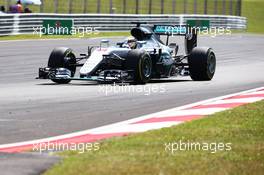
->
[148, 0, 152, 14]
[123, 0, 126, 14]
[97, 0, 100, 13]
[5, 0, 10, 11]
[172, 0, 176, 14]
[193, 0, 197, 14]
[110, 0, 113, 13]
[183, 0, 187, 14]
[69, 0, 73, 14]
[229, 0, 233, 15]
[83, 0, 87, 13]
[54, 0, 58, 13]
[204, 0, 207, 14]
[135, 0, 139, 14]
[214, 0, 217, 14]
[237, 0, 242, 16]
[40, 0, 44, 13]
[222, 0, 226, 15]
[161, 0, 164, 14]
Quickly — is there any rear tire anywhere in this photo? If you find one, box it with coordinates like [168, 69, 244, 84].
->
[48, 47, 76, 84]
[188, 47, 216, 81]
[124, 50, 152, 84]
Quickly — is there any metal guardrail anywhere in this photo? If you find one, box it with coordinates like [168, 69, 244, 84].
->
[0, 13, 247, 36]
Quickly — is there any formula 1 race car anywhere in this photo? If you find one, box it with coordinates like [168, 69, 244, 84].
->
[38, 23, 216, 84]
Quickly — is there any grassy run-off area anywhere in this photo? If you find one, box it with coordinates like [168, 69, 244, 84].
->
[0, 32, 130, 41]
[45, 100, 264, 175]
[242, 0, 264, 33]
[0, 0, 239, 15]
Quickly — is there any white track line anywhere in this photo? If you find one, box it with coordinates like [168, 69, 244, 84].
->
[204, 97, 264, 105]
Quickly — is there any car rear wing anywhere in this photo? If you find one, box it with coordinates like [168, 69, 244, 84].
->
[153, 25, 197, 54]
[153, 25, 191, 36]
[153, 20, 210, 36]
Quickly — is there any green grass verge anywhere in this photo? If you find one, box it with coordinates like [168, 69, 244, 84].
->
[0, 0, 239, 15]
[242, 0, 264, 33]
[45, 100, 264, 175]
[0, 32, 129, 40]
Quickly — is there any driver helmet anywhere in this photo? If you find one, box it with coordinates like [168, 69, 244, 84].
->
[127, 36, 137, 49]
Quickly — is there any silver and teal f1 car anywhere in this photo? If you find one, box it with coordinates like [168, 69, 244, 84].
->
[38, 23, 216, 84]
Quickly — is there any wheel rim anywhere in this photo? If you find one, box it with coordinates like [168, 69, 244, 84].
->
[208, 53, 216, 74]
[142, 57, 152, 78]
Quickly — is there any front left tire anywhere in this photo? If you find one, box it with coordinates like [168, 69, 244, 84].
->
[124, 49, 152, 84]
[48, 47, 76, 84]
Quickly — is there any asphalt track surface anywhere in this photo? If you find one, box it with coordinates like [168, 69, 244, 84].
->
[0, 34, 264, 146]
[0, 152, 59, 175]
